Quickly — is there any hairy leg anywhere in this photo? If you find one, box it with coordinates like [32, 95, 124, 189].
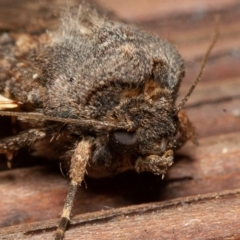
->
[54, 137, 94, 240]
[0, 129, 46, 166]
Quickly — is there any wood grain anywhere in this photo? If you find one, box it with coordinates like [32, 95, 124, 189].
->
[1, 189, 240, 239]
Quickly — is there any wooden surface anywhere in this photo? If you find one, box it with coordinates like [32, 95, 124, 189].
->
[1, 189, 240, 240]
[0, 0, 240, 239]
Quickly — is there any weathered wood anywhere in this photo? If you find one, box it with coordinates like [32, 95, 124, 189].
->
[1, 189, 240, 239]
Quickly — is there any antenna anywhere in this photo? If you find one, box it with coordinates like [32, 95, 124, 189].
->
[176, 16, 219, 113]
[0, 110, 129, 131]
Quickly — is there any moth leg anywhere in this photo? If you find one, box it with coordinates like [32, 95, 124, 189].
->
[0, 129, 46, 167]
[135, 149, 174, 176]
[176, 110, 197, 149]
[55, 137, 93, 240]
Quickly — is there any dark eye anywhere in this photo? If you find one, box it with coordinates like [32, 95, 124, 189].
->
[109, 130, 138, 153]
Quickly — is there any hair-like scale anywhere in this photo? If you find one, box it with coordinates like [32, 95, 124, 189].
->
[0, 5, 217, 240]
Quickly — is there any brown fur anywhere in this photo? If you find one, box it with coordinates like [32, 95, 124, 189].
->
[0, 6, 197, 239]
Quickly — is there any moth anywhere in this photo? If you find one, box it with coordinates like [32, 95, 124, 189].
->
[0, 5, 217, 240]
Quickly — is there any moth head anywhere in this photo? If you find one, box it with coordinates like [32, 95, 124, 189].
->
[89, 78, 179, 161]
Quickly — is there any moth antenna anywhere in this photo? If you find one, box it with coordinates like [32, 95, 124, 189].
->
[0, 110, 130, 130]
[176, 16, 219, 113]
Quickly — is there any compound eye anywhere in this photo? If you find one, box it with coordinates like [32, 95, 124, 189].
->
[109, 130, 138, 152]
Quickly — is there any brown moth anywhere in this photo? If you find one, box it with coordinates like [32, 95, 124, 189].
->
[0, 5, 217, 240]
